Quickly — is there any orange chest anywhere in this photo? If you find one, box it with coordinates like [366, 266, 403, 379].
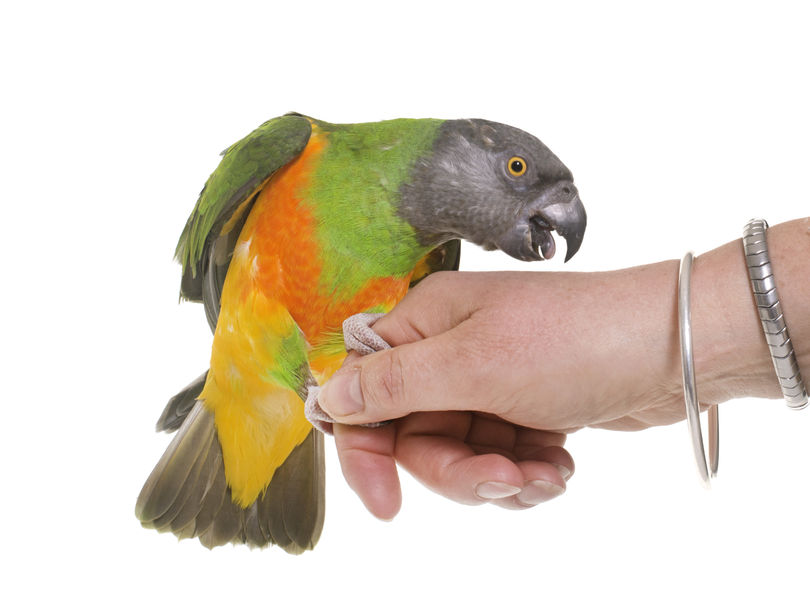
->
[227, 137, 411, 345]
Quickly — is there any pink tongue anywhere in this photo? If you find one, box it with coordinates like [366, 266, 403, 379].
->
[538, 231, 556, 260]
[529, 216, 557, 260]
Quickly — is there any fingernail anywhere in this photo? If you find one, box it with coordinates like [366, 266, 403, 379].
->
[552, 463, 572, 481]
[516, 480, 564, 506]
[475, 481, 522, 500]
[319, 370, 364, 417]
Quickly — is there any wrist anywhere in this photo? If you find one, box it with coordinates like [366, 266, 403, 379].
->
[690, 220, 810, 406]
[610, 239, 776, 421]
[585, 260, 684, 421]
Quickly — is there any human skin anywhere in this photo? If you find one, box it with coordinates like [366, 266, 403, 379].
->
[318, 218, 810, 519]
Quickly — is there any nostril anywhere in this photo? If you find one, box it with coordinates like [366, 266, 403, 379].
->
[557, 181, 578, 199]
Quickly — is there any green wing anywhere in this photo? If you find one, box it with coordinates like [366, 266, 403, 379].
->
[175, 113, 312, 327]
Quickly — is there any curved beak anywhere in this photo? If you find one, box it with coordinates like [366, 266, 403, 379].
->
[495, 180, 586, 262]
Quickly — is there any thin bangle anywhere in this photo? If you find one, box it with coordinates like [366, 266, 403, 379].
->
[678, 252, 719, 485]
[742, 219, 808, 409]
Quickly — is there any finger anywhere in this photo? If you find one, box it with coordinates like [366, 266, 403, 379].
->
[465, 418, 573, 481]
[515, 428, 567, 449]
[489, 460, 567, 510]
[465, 413, 517, 451]
[332, 423, 402, 520]
[513, 445, 575, 481]
[468, 444, 518, 462]
[394, 414, 525, 505]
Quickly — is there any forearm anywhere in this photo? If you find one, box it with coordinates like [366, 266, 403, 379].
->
[544, 217, 810, 429]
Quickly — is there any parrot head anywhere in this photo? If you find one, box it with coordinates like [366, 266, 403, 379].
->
[400, 118, 586, 262]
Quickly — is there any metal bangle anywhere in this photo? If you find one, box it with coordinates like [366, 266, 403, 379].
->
[678, 252, 720, 486]
[742, 219, 808, 410]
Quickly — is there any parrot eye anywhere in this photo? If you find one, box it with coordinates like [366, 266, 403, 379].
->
[507, 156, 527, 177]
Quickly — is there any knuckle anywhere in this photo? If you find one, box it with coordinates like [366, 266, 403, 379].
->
[362, 349, 407, 410]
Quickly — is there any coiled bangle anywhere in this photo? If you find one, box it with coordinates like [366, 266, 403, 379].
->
[742, 219, 808, 410]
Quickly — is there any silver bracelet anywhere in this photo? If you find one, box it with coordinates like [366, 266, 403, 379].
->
[678, 252, 720, 485]
[742, 219, 808, 410]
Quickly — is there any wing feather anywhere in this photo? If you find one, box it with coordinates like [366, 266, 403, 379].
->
[175, 114, 312, 306]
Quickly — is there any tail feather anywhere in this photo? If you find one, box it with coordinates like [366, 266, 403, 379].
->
[136, 402, 214, 523]
[199, 485, 242, 548]
[242, 502, 269, 547]
[263, 476, 296, 550]
[160, 427, 219, 534]
[136, 398, 325, 553]
[249, 427, 325, 553]
[186, 441, 228, 539]
[270, 427, 325, 550]
[151, 418, 215, 532]
[156, 372, 208, 433]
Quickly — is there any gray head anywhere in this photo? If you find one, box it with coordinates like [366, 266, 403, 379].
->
[399, 118, 586, 262]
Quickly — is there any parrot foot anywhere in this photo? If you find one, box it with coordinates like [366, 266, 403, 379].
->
[342, 313, 391, 355]
[305, 313, 391, 434]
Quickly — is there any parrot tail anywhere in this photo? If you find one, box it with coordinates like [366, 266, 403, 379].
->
[135, 398, 325, 553]
[155, 371, 208, 433]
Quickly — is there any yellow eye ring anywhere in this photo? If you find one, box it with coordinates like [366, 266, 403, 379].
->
[507, 156, 527, 177]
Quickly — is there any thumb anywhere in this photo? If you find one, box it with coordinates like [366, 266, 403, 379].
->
[317, 328, 485, 424]
[317, 273, 492, 424]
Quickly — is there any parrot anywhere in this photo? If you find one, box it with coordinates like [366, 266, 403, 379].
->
[136, 112, 586, 553]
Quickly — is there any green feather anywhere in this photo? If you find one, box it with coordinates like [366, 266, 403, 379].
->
[263, 329, 309, 391]
[175, 114, 311, 299]
[306, 118, 445, 298]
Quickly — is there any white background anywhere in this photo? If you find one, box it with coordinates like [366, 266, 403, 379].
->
[2, 1, 808, 589]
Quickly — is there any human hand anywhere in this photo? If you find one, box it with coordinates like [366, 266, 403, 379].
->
[321, 221, 810, 519]
[320, 266, 690, 518]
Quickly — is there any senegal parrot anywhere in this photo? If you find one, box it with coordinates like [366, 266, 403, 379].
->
[136, 113, 586, 553]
